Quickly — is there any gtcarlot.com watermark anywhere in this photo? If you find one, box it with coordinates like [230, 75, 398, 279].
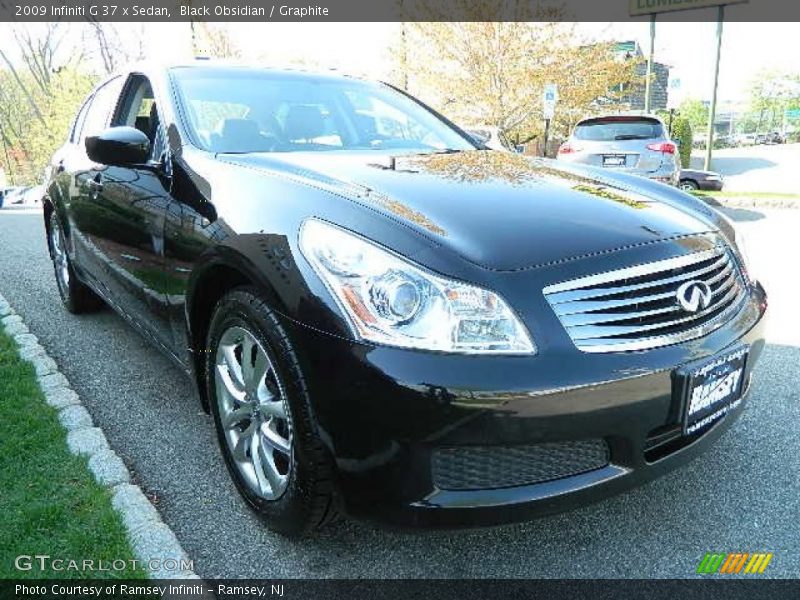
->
[15, 554, 194, 573]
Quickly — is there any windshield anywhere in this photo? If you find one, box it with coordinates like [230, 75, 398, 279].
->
[171, 67, 475, 154]
[574, 118, 664, 142]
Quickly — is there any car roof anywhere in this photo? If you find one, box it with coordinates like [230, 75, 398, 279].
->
[118, 59, 366, 84]
[576, 114, 665, 126]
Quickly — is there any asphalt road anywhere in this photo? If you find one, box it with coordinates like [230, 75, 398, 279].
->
[690, 143, 800, 194]
[1, 207, 798, 578]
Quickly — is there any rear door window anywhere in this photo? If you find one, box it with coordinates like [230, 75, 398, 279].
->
[574, 119, 663, 142]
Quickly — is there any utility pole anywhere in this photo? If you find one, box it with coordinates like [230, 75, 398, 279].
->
[644, 14, 656, 113]
[543, 118, 551, 158]
[704, 5, 725, 171]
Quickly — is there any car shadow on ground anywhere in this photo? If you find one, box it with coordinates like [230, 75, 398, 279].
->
[690, 156, 777, 177]
[719, 206, 766, 222]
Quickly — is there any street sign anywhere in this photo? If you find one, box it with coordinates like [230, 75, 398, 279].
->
[630, 0, 748, 17]
[786, 108, 800, 118]
[667, 71, 684, 110]
[543, 83, 558, 120]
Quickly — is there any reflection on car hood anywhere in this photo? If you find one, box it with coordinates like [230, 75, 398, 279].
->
[222, 150, 714, 271]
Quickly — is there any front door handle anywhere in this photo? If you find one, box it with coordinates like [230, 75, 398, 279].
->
[87, 174, 103, 198]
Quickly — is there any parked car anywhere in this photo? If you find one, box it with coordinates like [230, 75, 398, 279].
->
[44, 63, 766, 536]
[556, 115, 680, 186]
[1, 185, 23, 207]
[761, 131, 785, 145]
[464, 125, 517, 152]
[4, 185, 44, 206]
[679, 169, 724, 192]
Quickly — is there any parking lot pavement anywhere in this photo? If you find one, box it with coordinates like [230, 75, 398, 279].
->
[690, 143, 800, 195]
[0, 207, 797, 579]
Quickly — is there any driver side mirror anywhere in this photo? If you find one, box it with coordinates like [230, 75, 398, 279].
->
[86, 126, 150, 166]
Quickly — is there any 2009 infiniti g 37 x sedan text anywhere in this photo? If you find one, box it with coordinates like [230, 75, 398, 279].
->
[43, 63, 767, 536]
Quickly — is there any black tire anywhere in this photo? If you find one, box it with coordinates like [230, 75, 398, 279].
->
[679, 180, 699, 191]
[205, 286, 337, 537]
[48, 212, 103, 314]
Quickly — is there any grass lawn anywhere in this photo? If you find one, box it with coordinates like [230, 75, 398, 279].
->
[693, 191, 800, 200]
[0, 329, 145, 579]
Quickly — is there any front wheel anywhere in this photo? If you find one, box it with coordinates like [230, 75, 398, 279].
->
[48, 212, 103, 313]
[205, 287, 337, 537]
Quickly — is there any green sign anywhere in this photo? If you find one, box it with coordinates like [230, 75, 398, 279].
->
[630, 0, 749, 17]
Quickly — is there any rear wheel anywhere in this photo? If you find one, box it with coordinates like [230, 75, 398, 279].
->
[206, 287, 337, 536]
[48, 213, 103, 313]
[679, 180, 699, 191]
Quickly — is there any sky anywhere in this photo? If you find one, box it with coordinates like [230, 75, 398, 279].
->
[1, 21, 797, 106]
[140, 21, 800, 106]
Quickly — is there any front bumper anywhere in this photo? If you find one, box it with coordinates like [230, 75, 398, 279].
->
[557, 155, 679, 187]
[284, 282, 767, 528]
[700, 179, 724, 192]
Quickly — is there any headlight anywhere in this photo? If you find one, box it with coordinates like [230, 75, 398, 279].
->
[720, 213, 755, 283]
[299, 219, 535, 354]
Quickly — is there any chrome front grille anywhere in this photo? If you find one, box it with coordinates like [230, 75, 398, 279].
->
[543, 247, 747, 352]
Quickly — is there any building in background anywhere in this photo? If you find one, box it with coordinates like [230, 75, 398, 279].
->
[614, 41, 671, 112]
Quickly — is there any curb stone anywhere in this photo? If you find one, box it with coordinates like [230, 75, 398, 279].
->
[19, 343, 46, 361]
[58, 405, 94, 431]
[31, 354, 58, 377]
[37, 371, 70, 392]
[66, 427, 109, 455]
[44, 386, 81, 409]
[13, 333, 38, 348]
[89, 450, 131, 487]
[0, 292, 199, 580]
[1, 313, 22, 326]
[4, 320, 29, 336]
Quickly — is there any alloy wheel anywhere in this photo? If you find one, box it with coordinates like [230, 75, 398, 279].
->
[50, 218, 70, 294]
[214, 325, 293, 500]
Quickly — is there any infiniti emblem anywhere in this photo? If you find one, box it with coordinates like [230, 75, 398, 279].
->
[676, 280, 713, 313]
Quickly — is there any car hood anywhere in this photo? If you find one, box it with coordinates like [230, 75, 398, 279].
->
[221, 150, 714, 271]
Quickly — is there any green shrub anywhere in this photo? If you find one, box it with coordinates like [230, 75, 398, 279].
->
[671, 116, 693, 168]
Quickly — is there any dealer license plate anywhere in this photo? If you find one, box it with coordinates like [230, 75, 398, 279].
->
[602, 154, 626, 167]
[679, 346, 748, 435]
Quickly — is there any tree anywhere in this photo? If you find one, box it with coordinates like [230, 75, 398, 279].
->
[746, 70, 800, 133]
[396, 18, 636, 146]
[677, 98, 709, 134]
[84, 22, 146, 75]
[193, 23, 242, 58]
[670, 116, 692, 168]
[0, 24, 96, 185]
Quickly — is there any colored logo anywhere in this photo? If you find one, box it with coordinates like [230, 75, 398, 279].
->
[697, 552, 773, 574]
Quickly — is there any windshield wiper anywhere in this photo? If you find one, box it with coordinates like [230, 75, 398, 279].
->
[614, 135, 651, 141]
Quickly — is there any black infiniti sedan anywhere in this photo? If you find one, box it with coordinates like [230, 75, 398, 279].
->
[44, 63, 767, 536]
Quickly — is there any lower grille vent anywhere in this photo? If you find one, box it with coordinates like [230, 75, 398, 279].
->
[432, 439, 609, 491]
